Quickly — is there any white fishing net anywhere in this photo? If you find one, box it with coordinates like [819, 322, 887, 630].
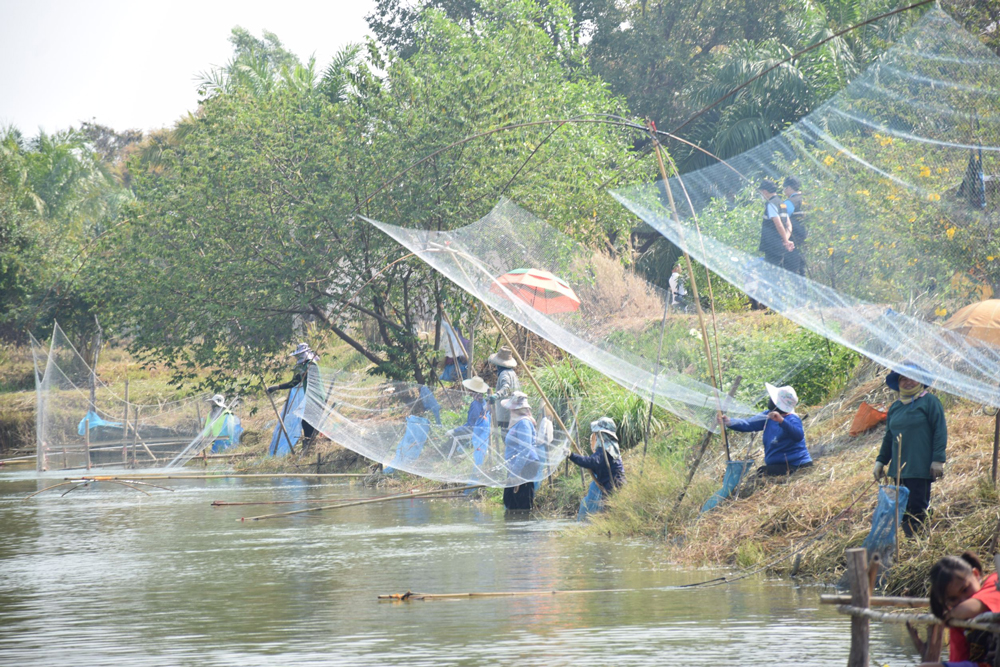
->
[302, 365, 570, 487]
[35, 322, 212, 471]
[613, 7, 1000, 407]
[363, 200, 758, 433]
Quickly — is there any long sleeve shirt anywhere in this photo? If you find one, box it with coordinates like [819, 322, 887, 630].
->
[569, 447, 625, 491]
[492, 369, 521, 424]
[876, 392, 947, 480]
[453, 398, 488, 438]
[504, 417, 538, 479]
[726, 411, 811, 467]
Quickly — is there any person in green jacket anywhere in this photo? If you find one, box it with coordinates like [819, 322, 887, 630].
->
[873, 362, 946, 536]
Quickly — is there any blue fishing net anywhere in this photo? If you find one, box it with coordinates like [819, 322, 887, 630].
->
[862, 485, 910, 558]
[700, 460, 754, 513]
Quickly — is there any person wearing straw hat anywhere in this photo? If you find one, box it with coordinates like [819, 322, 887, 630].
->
[267, 342, 321, 451]
[501, 392, 538, 511]
[383, 394, 432, 475]
[567, 417, 626, 521]
[720, 382, 812, 476]
[487, 346, 521, 434]
[873, 362, 947, 536]
[447, 376, 492, 469]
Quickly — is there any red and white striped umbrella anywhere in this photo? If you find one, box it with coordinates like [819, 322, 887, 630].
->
[490, 268, 581, 314]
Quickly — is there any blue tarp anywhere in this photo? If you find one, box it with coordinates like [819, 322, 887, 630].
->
[269, 387, 305, 456]
[78, 409, 122, 435]
[862, 485, 910, 557]
[577, 480, 603, 521]
[211, 414, 244, 453]
[700, 460, 755, 513]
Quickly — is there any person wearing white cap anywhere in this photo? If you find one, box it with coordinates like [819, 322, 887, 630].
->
[501, 391, 539, 510]
[203, 394, 242, 452]
[486, 346, 520, 434]
[266, 342, 321, 452]
[719, 382, 812, 476]
[446, 376, 492, 469]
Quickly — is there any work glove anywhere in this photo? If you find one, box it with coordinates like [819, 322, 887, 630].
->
[445, 429, 455, 437]
[266, 385, 277, 395]
[873, 461, 885, 482]
[487, 393, 497, 404]
[558, 444, 572, 458]
[930, 461, 944, 479]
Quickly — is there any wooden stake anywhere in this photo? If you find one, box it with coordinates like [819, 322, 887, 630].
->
[122, 379, 129, 466]
[242, 484, 483, 521]
[846, 548, 870, 667]
[263, 380, 296, 456]
[992, 411, 999, 486]
[84, 415, 91, 471]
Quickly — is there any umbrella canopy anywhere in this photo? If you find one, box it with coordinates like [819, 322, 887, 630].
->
[490, 269, 581, 315]
[943, 299, 1000, 347]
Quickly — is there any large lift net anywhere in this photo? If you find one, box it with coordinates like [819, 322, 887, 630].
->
[613, 8, 1000, 407]
[365, 200, 758, 433]
[302, 366, 570, 487]
[33, 323, 212, 472]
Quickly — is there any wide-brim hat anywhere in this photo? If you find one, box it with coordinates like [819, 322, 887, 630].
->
[500, 391, 531, 411]
[290, 342, 312, 357]
[590, 417, 619, 440]
[765, 382, 798, 413]
[206, 393, 226, 408]
[489, 346, 517, 369]
[885, 362, 929, 392]
[462, 376, 489, 394]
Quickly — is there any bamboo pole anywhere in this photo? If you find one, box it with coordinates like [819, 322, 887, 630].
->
[263, 380, 296, 456]
[212, 493, 469, 507]
[647, 130, 730, 460]
[993, 411, 999, 486]
[819, 594, 927, 608]
[241, 484, 483, 521]
[378, 586, 637, 601]
[895, 433, 903, 561]
[68, 473, 368, 481]
[837, 605, 1000, 633]
[846, 548, 870, 667]
[84, 415, 91, 471]
[669, 375, 742, 519]
[122, 379, 129, 466]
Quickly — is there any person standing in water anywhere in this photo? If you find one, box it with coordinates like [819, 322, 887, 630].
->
[267, 342, 320, 453]
[567, 417, 626, 520]
[501, 392, 538, 511]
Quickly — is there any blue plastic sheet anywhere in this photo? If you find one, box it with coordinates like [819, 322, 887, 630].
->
[269, 387, 304, 456]
[77, 410, 123, 436]
[700, 460, 755, 513]
[212, 414, 243, 453]
[862, 485, 910, 558]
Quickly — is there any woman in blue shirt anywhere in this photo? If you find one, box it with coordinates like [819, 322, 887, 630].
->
[446, 376, 492, 470]
[720, 382, 812, 476]
[501, 392, 538, 511]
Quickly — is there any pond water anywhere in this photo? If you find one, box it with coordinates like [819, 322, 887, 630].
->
[0, 474, 918, 665]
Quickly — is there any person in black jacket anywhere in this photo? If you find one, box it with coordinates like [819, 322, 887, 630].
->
[758, 179, 794, 267]
[783, 176, 807, 276]
[267, 342, 320, 453]
[567, 417, 626, 520]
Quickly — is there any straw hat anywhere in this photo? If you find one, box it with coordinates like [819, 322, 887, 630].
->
[489, 346, 517, 369]
[765, 382, 798, 413]
[206, 394, 226, 408]
[885, 361, 929, 391]
[290, 342, 312, 357]
[500, 391, 531, 411]
[462, 376, 489, 394]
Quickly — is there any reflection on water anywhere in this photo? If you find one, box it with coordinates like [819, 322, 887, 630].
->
[0, 476, 916, 665]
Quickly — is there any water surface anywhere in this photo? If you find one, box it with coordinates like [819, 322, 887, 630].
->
[0, 475, 917, 665]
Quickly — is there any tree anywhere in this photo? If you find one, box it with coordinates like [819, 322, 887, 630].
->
[100, 0, 644, 388]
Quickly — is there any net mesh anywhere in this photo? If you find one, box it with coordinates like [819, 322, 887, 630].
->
[364, 200, 757, 432]
[36, 322, 212, 471]
[302, 365, 571, 487]
[612, 7, 1000, 407]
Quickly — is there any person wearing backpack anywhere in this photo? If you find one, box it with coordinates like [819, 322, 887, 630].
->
[783, 177, 807, 276]
[757, 179, 794, 268]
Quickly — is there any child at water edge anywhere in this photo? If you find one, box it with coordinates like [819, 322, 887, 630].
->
[918, 552, 1000, 667]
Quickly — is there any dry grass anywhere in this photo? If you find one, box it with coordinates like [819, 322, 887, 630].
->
[585, 359, 1000, 594]
[571, 252, 667, 337]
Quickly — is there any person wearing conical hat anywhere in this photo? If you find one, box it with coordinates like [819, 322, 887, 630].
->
[719, 382, 812, 477]
[446, 376, 492, 469]
[487, 346, 520, 434]
[267, 342, 321, 453]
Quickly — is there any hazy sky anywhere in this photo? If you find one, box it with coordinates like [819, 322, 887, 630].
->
[0, 0, 376, 136]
